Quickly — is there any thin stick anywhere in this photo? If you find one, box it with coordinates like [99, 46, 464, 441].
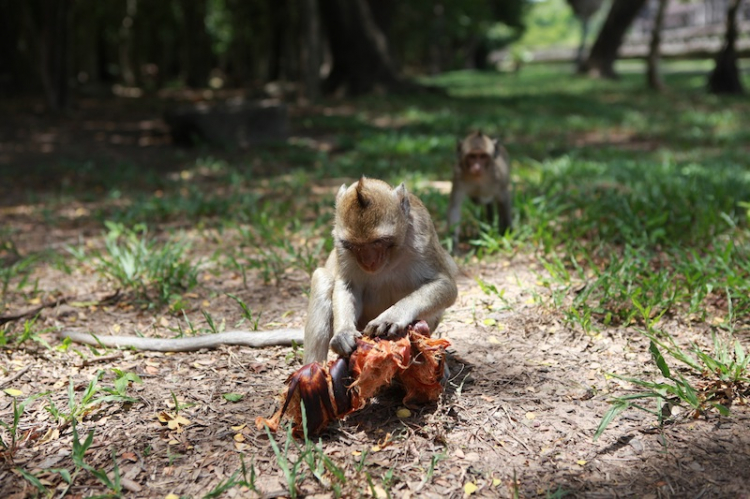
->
[0, 365, 32, 388]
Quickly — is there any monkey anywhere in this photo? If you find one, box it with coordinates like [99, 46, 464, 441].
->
[303, 177, 458, 364]
[447, 131, 512, 252]
[57, 178, 458, 363]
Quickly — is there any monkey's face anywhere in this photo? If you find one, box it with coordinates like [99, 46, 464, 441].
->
[341, 238, 395, 274]
[462, 150, 491, 178]
[334, 178, 409, 274]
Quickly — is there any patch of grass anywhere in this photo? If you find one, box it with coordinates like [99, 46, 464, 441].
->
[0, 241, 38, 306]
[71, 221, 200, 307]
[595, 312, 750, 440]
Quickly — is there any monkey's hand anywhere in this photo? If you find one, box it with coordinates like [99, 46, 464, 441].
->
[363, 310, 411, 338]
[329, 329, 362, 357]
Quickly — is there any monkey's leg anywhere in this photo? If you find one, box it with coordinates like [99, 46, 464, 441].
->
[496, 194, 513, 234]
[484, 202, 496, 228]
[447, 185, 465, 252]
[303, 268, 335, 364]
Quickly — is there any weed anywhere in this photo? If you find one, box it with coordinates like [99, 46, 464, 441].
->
[0, 393, 48, 460]
[0, 314, 53, 349]
[73, 221, 200, 306]
[226, 293, 262, 330]
[595, 325, 750, 440]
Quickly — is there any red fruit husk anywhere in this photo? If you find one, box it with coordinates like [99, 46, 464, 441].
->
[255, 321, 450, 437]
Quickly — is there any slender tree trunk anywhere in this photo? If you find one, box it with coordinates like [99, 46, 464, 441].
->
[24, 0, 70, 110]
[429, 4, 446, 75]
[179, 0, 211, 87]
[119, 0, 137, 86]
[580, 0, 648, 78]
[708, 0, 744, 94]
[301, 0, 321, 100]
[575, 17, 590, 71]
[646, 0, 668, 91]
[268, 0, 288, 81]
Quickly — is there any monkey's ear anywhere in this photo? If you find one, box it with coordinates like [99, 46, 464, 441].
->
[394, 183, 411, 217]
[492, 138, 500, 156]
[355, 177, 370, 208]
[336, 183, 348, 202]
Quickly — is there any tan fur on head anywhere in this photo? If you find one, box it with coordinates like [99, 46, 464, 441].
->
[459, 131, 496, 158]
[335, 178, 408, 244]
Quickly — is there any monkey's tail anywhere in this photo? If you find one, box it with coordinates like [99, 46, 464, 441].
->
[57, 329, 304, 352]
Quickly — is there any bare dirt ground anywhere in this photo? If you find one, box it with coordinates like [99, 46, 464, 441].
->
[1, 100, 749, 498]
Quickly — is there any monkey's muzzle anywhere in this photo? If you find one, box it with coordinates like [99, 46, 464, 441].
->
[255, 320, 450, 437]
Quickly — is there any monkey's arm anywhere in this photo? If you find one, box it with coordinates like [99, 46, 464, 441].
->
[364, 270, 457, 337]
[328, 278, 363, 356]
[57, 329, 304, 352]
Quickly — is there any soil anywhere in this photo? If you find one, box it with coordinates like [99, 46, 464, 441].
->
[1, 98, 749, 499]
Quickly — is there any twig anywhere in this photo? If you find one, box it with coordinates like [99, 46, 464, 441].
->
[81, 352, 124, 366]
[0, 365, 31, 389]
[0, 290, 121, 326]
[0, 296, 72, 325]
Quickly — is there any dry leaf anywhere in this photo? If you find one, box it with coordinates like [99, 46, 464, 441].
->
[167, 415, 191, 430]
[488, 335, 500, 345]
[525, 412, 536, 420]
[233, 433, 245, 442]
[464, 482, 478, 496]
[577, 459, 587, 466]
[39, 428, 59, 444]
[4, 388, 23, 397]
[371, 485, 387, 498]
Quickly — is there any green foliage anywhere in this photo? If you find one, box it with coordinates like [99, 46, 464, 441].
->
[72, 222, 200, 306]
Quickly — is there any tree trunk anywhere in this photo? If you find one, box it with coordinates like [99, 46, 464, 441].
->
[429, 4, 446, 75]
[646, 0, 668, 91]
[580, 0, 648, 78]
[23, 0, 70, 110]
[567, 0, 604, 71]
[575, 17, 590, 70]
[319, 0, 401, 95]
[708, 0, 744, 95]
[267, 0, 288, 81]
[301, 0, 322, 101]
[179, 0, 211, 88]
[119, 0, 137, 87]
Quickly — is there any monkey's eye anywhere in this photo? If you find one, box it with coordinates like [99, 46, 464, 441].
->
[376, 238, 395, 249]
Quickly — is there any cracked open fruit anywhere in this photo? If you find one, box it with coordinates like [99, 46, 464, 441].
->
[255, 320, 450, 437]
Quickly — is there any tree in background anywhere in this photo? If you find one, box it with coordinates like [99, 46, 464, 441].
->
[708, 0, 744, 94]
[646, 0, 669, 91]
[318, 0, 401, 95]
[580, 0, 649, 78]
[0, 0, 529, 103]
[566, 0, 604, 71]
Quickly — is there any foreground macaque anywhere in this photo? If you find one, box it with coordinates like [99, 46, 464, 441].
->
[303, 177, 458, 364]
[448, 131, 512, 251]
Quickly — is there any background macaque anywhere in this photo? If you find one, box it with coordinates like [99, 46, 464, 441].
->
[303, 177, 458, 364]
[448, 131, 512, 251]
[59, 178, 458, 363]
